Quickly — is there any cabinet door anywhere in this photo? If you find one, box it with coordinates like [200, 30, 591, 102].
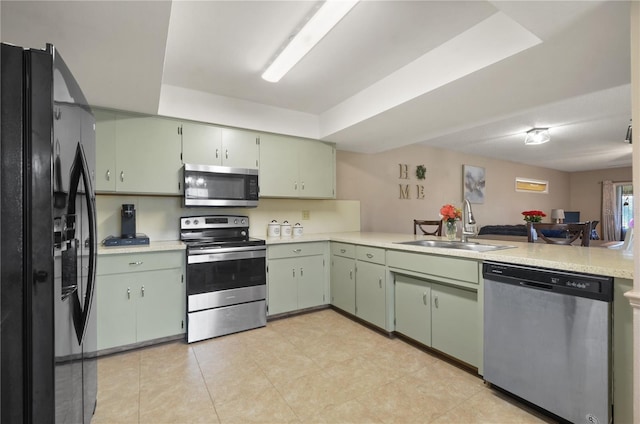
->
[136, 268, 185, 342]
[267, 258, 298, 315]
[115, 114, 182, 194]
[94, 109, 117, 192]
[355, 261, 386, 329]
[330, 255, 355, 315]
[221, 128, 259, 169]
[298, 140, 334, 198]
[181, 122, 222, 166]
[395, 275, 431, 346]
[96, 275, 136, 350]
[258, 133, 298, 197]
[297, 255, 325, 310]
[431, 284, 478, 367]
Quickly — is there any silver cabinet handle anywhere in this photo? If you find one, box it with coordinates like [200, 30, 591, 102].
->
[141, 285, 145, 297]
[127, 287, 131, 300]
[293, 249, 302, 253]
[302, 181, 305, 190]
[129, 261, 143, 266]
[378, 278, 382, 288]
[340, 249, 346, 253]
[300, 268, 304, 277]
[106, 169, 111, 181]
[292, 269, 295, 278]
[216, 148, 219, 158]
[434, 295, 439, 308]
[120, 171, 125, 182]
[225, 149, 229, 159]
[349, 270, 353, 279]
[294, 181, 298, 190]
[423, 292, 427, 305]
[366, 253, 374, 259]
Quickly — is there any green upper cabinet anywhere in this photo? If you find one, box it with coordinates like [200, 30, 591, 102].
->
[94, 109, 117, 192]
[259, 133, 335, 199]
[181, 122, 259, 169]
[94, 109, 182, 195]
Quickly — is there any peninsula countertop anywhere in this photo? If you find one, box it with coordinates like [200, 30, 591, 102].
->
[265, 232, 634, 279]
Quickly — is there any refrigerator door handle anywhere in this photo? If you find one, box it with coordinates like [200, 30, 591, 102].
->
[67, 142, 97, 345]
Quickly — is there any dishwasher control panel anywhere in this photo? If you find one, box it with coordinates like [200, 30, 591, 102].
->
[483, 261, 613, 302]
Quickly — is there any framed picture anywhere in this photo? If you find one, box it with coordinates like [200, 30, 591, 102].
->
[463, 165, 485, 204]
[515, 177, 549, 193]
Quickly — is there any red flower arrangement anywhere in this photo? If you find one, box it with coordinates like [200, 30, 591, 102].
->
[440, 204, 462, 223]
[522, 210, 546, 223]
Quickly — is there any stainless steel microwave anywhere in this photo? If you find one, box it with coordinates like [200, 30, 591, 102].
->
[183, 164, 259, 207]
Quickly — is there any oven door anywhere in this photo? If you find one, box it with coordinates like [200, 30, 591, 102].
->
[183, 163, 259, 207]
[186, 246, 266, 311]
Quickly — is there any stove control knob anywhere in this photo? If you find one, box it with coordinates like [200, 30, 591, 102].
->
[241, 219, 247, 225]
[234, 219, 239, 224]
[185, 219, 191, 226]
[194, 219, 199, 225]
[241, 230, 247, 237]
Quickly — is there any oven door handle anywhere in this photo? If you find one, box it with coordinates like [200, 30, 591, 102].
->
[188, 249, 266, 264]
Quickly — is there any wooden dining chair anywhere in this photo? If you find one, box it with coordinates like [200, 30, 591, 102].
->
[526, 222, 591, 246]
[414, 219, 443, 236]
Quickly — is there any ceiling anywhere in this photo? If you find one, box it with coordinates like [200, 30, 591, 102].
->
[0, 1, 633, 172]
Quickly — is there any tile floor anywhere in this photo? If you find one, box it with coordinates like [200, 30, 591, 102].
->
[93, 309, 556, 424]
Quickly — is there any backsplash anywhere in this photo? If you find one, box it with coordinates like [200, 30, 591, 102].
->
[96, 195, 361, 242]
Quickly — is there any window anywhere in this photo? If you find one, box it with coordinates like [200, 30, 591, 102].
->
[618, 183, 633, 240]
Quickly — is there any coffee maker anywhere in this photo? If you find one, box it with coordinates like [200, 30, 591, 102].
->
[121, 204, 136, 238]
[101, 204, 149, 246]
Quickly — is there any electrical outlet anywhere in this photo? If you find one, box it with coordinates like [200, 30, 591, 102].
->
[302, 210, 310, 220]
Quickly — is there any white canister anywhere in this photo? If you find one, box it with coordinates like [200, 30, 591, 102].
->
[293, 223, 303, 237]
[267, 220, 280, 238]
[280, 221, 292, 238]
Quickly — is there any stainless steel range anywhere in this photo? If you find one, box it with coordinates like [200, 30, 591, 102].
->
[180, 215, 266, 343]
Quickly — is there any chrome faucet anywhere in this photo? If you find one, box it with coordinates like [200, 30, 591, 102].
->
[461, 199, 477, 242]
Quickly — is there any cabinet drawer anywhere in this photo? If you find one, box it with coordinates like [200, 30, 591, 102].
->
[331, 242, 355, 258]
[97, 251, 183, 275]
[268, 242, 326, 259]
[356, 246, 386, 265]
[387, 250, 478, 284]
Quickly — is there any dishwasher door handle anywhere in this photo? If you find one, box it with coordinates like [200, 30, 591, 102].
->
[519, 281, 554, 290]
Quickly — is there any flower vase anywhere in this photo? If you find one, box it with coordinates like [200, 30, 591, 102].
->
[445, 221, 457, 241]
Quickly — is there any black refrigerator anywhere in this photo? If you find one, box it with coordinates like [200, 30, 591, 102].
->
[1, 43, 98, 423]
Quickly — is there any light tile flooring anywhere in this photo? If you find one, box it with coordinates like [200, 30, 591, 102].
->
[93, 309, 556, 424]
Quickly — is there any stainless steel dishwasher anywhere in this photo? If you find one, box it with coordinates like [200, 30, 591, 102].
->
[483, 261, 613, 424]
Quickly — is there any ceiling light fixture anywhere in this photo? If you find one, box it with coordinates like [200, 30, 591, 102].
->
[261, 0, 359, 83]
[524, 128, 550, 145]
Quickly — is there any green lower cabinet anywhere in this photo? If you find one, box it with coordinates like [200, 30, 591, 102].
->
[355, 261, 386, 329]
[97, 268, 185, 350]
[431, 283, 478, 367]
[613, 278, 633, 424]
[267, 253, 326, 316]
[394, 273, 479, 368]
[395, 275, 431, 346]
[330, 255, 356, 314]
[297, 255, 326, 309]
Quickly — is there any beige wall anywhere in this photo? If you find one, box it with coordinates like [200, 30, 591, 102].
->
[336, 144, 613, 234]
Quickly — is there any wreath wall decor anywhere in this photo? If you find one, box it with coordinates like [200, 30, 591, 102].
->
[416, 165, 426, 180]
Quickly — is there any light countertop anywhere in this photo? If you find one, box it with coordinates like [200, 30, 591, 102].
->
[96, 232, 633, 279]
[266, 232, 634, 279]
[98, 240, 186, 256]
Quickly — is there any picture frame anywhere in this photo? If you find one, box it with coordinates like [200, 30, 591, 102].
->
[463, 165, 485, 204]
[515, 177, 549, 193]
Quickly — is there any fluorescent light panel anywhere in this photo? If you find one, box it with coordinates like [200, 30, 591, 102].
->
[262, 0, 359, 83]
[524, 128, 550, 145]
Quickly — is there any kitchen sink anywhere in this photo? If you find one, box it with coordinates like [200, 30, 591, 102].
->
[394, 240, 516, 252]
